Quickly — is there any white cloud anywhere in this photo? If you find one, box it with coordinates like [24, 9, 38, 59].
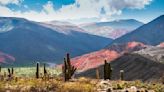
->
[0, 0, 23, 5]
[0, 0, 152, 22]
[43, 1, 55, 14]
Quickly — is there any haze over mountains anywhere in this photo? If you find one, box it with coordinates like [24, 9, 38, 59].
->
[109, 15, 164, 45]
[80, 19, 143, 39]
[0, 17, 112, 65]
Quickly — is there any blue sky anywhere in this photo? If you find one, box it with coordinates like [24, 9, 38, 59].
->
[0, 0, 163, 23]
[114, 0, 164, 23]
[8, 0, 75, 12]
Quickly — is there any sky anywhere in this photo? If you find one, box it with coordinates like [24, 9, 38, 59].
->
[0, 0, 163, 24]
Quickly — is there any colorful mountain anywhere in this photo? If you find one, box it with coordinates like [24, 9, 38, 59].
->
[71, 42, 147, 71]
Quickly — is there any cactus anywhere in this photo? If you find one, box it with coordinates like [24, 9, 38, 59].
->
[11, 67, 14, 75]
[63, 53, 77, 81]
[96, 68, 100, 79]
[36, 62, 40, 79]
[66, 53, 71, 67]
[8, 68, 11, 74]
[43, 63, 47, 77]
[104, 60, 112, 80]
[120, 70, 124, 80]
[8, 68, 11, 78]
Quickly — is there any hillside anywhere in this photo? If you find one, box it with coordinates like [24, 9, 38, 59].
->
[0, 17, 112, 65]
[76, 53, 164, 81]
[71, 42, 147, 71]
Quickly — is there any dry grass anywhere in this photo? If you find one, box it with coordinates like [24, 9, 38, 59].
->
[0, 77, 96, 92]
[0, 77, 163, 92]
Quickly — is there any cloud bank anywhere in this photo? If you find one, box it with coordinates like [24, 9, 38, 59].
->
[0, 0, 152, 22]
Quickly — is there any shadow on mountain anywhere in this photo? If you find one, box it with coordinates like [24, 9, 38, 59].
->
[75, 53, 164, 81]
[0, 17, 112, 65]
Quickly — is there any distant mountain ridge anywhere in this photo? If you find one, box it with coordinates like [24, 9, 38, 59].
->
[108, 15, 164, 45]
[44, 20, 75, 26]
[0, 17, 112, 65]
[39, 22, 84, 35]
[80, 19, 143, 39]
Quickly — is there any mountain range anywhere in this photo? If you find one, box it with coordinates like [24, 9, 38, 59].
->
[71, 15, 164, 81]
[0, 17, 112, 65]
[71, 15, 164, 72]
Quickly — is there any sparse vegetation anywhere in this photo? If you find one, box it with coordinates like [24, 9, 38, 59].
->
[0, 66, 61, 77]
[0, 76, 163, 92]
[0, 54, 163, 92]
